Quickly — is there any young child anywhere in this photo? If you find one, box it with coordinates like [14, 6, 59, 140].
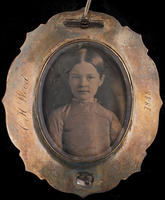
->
[48, 48, 121, 157]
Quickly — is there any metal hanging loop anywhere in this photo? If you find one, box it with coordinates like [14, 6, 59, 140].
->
[83, 0, 92, 19]
[63, 0, 104, 29]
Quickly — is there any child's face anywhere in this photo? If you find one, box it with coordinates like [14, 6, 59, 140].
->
[69, 61, 104, 102]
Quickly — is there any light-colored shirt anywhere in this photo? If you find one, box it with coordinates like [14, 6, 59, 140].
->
[48, 98, 121, 157]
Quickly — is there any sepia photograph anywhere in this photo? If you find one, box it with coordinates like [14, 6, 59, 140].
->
[1, 0, 163, 199]
[38, 41, 132, 159]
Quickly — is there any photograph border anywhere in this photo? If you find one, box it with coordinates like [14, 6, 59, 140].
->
[36, 39, 133, 164]
[2, 8, 162, 197]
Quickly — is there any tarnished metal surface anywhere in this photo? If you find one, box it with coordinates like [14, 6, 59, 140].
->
[2, 8, 162, 197]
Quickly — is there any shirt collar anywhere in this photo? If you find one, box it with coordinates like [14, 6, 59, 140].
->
[72, 97, 97, 104]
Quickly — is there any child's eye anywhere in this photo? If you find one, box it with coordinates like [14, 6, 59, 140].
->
[87, 76, 95, 80]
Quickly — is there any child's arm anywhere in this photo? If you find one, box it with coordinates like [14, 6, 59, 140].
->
[48, 109, 64, 149]
[110, 113, 122, 146]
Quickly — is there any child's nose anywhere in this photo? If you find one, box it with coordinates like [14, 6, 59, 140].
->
[79, 77, 88, 86]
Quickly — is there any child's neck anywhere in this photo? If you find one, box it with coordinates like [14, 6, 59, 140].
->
[72, 97, 97, 103]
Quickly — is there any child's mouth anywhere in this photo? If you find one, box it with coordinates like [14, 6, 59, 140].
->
[78, 90, 89, 93]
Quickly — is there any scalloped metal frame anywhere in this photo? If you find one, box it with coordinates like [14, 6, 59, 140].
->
[2, 8, 162, 197]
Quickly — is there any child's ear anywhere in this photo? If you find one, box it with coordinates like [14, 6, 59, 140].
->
[99, 75, 105, 87]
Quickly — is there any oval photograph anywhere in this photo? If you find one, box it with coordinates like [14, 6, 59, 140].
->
[37, 40, 132, 161]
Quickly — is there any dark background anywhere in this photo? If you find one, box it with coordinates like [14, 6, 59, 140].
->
[0, 0, 164, 199]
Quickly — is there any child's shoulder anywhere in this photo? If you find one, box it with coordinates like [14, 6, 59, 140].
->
[95, 103, 116, 120]
[50, 104, 71, 118]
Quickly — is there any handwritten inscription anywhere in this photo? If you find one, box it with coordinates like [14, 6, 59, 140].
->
[144, 90, 152, 111]
[15, 74, 29, 131]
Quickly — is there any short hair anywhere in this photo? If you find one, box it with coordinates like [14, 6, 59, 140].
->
[57, 46, 105, 78]
[77, 48, 105, 77]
